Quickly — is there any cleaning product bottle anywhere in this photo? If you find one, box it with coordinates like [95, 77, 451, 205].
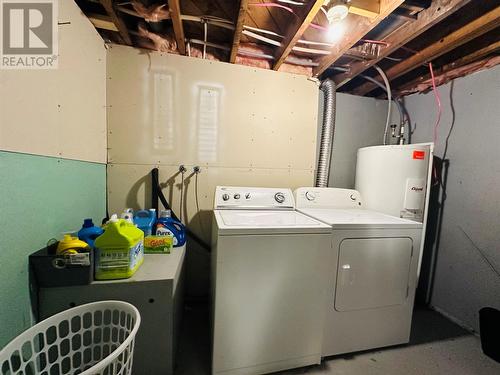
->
[56, 235, 90, 255]
[133, 208, 156, 236]
[78, 218, 104, 248]
[94, 214, 144, 280]
[155, 210, 186, 247]
[121, 208, 134, 223]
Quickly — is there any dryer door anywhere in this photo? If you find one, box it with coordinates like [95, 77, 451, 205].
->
[335, 237, 413, 311]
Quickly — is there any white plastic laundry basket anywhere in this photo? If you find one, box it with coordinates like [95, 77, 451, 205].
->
[0, 301, 141, 375]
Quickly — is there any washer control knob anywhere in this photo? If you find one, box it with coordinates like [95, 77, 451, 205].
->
[245, 193, 251, 200]
[222, 193, 230, 201]
[305, 191, 316, 201]
[234, 193, 241, 200]
[274, 192, 285, 204]
[350, 194, 357, 201]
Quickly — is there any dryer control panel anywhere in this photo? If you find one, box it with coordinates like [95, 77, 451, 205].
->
[214, 186, 295, 210]
[295, 187, 363, 209]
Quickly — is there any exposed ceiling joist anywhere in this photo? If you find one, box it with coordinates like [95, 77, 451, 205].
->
[334, 0, 472, 89]
[88, 13, 117, 32]
[349, 0, 381, 19]
[353, 5, 500, 95]
[99, 0, 132, 45]
[396, 40, 500, 95]
[313, 0, 405, 77]
[168, 0, 186, 55]
[273, 0, 324, 71]
[230, 0, 249, 64]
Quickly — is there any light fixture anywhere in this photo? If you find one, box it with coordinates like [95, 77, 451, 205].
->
[326, 22, 345, 42]
[323, 0, 350, 24]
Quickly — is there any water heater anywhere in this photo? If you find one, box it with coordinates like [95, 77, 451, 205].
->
[355, 143, 433, 279]
[355, 143, 433, 222]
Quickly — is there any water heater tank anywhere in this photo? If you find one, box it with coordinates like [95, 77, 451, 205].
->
[355, 143, 433, 222]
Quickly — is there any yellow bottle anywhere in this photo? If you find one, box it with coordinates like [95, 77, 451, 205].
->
[94, 215, 144, 280]
[56, 235, 90, 255]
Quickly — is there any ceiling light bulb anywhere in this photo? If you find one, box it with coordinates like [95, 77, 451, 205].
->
[324, 0, 350, 24]
[327, 22, 345, 42]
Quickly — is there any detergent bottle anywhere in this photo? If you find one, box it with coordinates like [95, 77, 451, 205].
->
[94, 215, 144, 280]
[155, 210, 186, 247]
[121, 208, 134, 223]
[56, 235, 90, 255]
[78, 218, 104, 248]
[133, 209, 156, 236]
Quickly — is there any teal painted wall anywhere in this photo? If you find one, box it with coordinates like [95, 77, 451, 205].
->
[0, 151, 106, 348]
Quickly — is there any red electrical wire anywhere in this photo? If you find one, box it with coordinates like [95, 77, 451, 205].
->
[429, 62, 442, 185]
[429, 62, 442, 145]
[249, 3, 296, 14]
[310, 23, 328, 31]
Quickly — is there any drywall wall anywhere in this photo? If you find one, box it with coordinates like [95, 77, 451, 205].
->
[106, 44, 319, 297]
[0, 152, 106, 348]
[404, 65, 500, 331]
[0, 0, 106, 163]
[0, 0, 107, 347]
[325, 92, 389, 188]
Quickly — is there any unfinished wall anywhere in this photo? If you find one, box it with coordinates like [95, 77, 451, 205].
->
[404, 65, 500, 331]
[106, 45, 319, 297]
[325, 93, 389, 188]
[0, 0, 106, 347]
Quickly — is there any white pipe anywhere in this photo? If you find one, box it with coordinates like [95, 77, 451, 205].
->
[242, 30, 331, 55]
[203, 21, 207, 59]
[374, 65, 392, 145]
[242, 30, 281, 47]
[238, 49, 274, 59]
[188, 39, 230, 51]
[293, 46, 331, 55]
[278, 0, 306, 5]
[243, 25, 333, 49]
[244, 25, 282, 38]
[181, 15, 235, 30]
[298, 39, 334, 47]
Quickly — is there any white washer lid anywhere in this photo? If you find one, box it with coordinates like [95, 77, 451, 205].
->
[298, 208, 422, 229]
[214, 210, 331, 235]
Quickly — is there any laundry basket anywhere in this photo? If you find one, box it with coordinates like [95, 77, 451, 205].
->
[0, 301, 141, 375]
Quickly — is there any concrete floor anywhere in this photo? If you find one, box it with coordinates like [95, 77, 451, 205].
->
[176, 303, 500, 375]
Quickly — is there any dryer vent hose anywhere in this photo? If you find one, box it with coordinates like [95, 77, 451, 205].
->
[316, 79, 336, 187]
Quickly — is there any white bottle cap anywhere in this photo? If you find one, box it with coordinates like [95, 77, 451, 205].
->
[160, 209, 171, 218]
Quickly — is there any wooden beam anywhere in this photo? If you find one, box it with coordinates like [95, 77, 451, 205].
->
[313, 0, 405, 77]
[349, 0, 381, 19]
[390, 8, 418, 22]
[353, 5, 500, 95]
[229, 0, 248, 64]
[88, 13, 118, 32]
[100, 0, 131, 45]
[273, 0, 324, 70]
[334, 0, 473, 89]
[117, 6, 142, 19]
[167, 0, 186, 55]
[396, 40, 500, 95]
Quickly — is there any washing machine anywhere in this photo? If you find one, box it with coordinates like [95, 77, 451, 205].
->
[295, 187, 423, 356]
[211, 186, 333, 375]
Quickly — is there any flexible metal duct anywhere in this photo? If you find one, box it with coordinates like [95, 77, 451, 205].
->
[315, 79, 336, 187]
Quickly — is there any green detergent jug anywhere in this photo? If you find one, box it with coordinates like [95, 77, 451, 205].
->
[94, 215, 144, 280]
